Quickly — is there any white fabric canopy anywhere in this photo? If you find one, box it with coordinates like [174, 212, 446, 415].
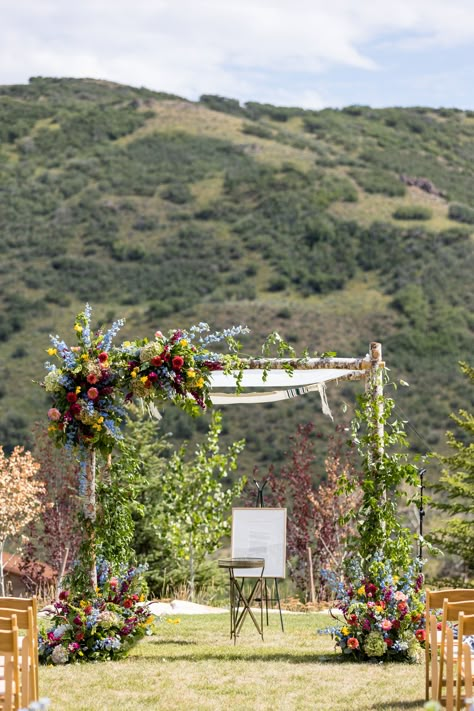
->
[209, 368, 361, 415]
[210, 369, 356, 389]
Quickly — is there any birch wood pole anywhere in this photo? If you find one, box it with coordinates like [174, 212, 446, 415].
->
[84, 449, 97, 589]
[366, 342, 385, 502]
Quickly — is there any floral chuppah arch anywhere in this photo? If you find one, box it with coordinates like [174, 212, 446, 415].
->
[43, 306, 425, 663]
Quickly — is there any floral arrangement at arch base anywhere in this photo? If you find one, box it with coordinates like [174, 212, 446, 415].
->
[322, 556, 425, 663]
[39, 564, 156, 664]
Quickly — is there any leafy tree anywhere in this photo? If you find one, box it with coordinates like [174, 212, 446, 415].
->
[158, 411, 245, 599]
[128, 410, 245, 598]
[429, 362, 474, 578]
[0, 445, 44, 595]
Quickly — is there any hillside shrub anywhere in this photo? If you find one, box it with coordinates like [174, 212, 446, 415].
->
[350, 169, 406, 197]
[392, 205, 432, 220]
[448, 203, 474, 224]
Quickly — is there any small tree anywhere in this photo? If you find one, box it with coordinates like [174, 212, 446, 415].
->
[429, 362, 474, 578]
[267, 423, 318, 595]
[0, 446, 44, 596]
[20, 425, 82, 594]
[309, 425, 361, 586]
[158, 411, 245, 599]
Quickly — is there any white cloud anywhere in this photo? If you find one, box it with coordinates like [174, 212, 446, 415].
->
[0, 0, 473, 106]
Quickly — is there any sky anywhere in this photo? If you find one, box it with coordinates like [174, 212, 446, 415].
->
[1, 0, 473, 110]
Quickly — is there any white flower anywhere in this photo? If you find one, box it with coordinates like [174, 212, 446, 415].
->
[51, 644, 69, 665]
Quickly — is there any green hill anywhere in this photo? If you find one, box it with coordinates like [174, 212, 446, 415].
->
[0, 77, 473, 473]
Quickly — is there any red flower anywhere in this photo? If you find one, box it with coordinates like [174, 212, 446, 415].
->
[347, 637, 359, 649]
[70, 403, 81, 416]
[172, 356, 184, 370]
[148, 371, 158, 382]
[123, 599, 133, 609]
[75, 631, 84, 642]
[415, 629, 426, 642]
[84, 605, 93, 615]
[397, 601, 408, 612]
[392, 619, 401, 630]
[87, 387, 99, 400]
[87, 373, 99, 384]
[385, 638, 394, 647]
[411, 613, 422, 623]
[66, 392, 77, 404]
[58, 590, 70, 600]
[150, 356, 163, 367]
[73, 615, 82, 626]
[366, 583, 377, 597]
[348, 614, 358, 625]
[98, 352, 108, 363]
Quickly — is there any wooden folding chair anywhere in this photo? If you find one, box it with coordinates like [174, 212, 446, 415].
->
[0, 615, 21, 711]
[456, 613, 474, 711]
[0, 598, 38, 701]
[425, 589, 474, 700]
[438, 600, 474, 704]
[0, 608, 37, 707]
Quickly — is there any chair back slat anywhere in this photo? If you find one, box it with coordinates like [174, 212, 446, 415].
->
[0, 614, 21, 711]
[444, 601, 474, 623]
[427, 589, 474, 609]
[0, 609, 30, 630]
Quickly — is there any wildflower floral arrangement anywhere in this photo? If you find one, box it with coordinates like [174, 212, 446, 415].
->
[39, 564, 156, 664]
[322, 557, 426, 663]
[44, 305, 248, 454]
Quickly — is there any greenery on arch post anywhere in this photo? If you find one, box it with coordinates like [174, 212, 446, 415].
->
[339, 377, 420, 574]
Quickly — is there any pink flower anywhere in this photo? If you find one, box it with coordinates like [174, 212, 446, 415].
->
[87, 373, 98, 384]
[87, 387, 99, 400]
[155, 331, 163, 339]
[48, 408, 61, 421]
[394, 591, 407, 601]
[381, 619, 392, 631]
[347, 637, 359, 649]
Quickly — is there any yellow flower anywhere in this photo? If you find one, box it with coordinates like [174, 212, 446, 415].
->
[97, 416, 104, 424]
[79, 600, 87, 608]
[123, 340, 131, 347]
[47, 347, 57, 356]
[74, 324, 83, 333]
[196, 378, 204, 388]
[357, 586, 365, 596]
[131, 371, 137, 379]
[393, 576, 399, 583]
[375, 606, 384, 614]
[140, 375, 148, 383]
[48, 425, 57, 433]
[180, 339, 188, 347]
[341, 626, 349, 635]
[81, 354, 89, 361]
[75, 386, 81, 394]
[186, 368, 196, 378]
[139, 594, 145, 602]
[146, 616, 155, 625]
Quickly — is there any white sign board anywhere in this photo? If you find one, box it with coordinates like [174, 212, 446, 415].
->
[231, 508, 287, 579]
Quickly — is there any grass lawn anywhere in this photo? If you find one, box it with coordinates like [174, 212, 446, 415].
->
[40, 613, 425, 710]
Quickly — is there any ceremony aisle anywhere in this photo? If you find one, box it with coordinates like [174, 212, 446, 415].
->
[40, 613, 424, 711]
